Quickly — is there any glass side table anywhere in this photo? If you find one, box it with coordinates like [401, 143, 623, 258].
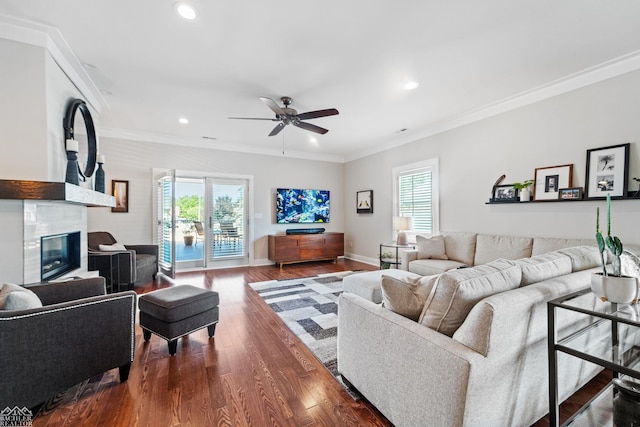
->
[379, 242, 414, 269]
[548, 288, 640, 426]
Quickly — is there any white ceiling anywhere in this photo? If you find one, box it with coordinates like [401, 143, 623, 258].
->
[2, 1, 640, 162]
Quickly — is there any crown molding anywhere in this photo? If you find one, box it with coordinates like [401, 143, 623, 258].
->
[99, 127, 346, 163]
[344, 49, 640, 162]
[0, 14, 106, 113]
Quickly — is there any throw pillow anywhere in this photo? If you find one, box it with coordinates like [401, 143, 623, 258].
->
[418, 259, 522, 336]
[416, 235, 448, 260]
[0, 283, 43, 310]
[99, 242, 127, 251]
[381, 274, 438, 321]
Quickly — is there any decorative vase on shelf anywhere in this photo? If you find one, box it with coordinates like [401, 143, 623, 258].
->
[65, 139, 80, 185]
[519, 189, 531, 202]
[95, 154, 105, 193]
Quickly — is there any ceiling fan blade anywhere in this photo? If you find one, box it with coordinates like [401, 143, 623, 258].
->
[293, 121, 329, 135]
[228, 117, 278, 121]
[296, 108, 339, 121]
[260, 97, 286, 116]
[269, 122, 286, 136]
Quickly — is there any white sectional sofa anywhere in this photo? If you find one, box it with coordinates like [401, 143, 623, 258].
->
[337, 245, 639, 426]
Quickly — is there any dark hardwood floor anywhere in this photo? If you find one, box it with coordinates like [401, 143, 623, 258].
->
[32, 259, 609, 426]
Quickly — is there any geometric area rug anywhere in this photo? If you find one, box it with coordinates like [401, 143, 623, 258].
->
[249, 271, 360, 393]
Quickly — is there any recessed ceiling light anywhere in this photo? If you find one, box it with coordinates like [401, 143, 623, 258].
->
[179, 117, 189, 124]
[404, 81, 420, 90]
[175, 3, 197, 20]
[309, 137, 318, 144]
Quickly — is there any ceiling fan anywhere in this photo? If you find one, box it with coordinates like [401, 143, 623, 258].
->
[229, 96, 339, 136]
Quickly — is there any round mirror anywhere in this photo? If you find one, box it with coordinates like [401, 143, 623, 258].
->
[63, 99, 97, 178]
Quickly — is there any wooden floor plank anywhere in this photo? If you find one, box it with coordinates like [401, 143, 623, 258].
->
[30, 259, 607, 426]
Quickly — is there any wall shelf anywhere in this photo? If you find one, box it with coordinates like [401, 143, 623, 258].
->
[486, 195, 640, 205]
[0, 179, 115, 207]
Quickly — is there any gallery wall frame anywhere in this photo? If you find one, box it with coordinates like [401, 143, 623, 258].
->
[533, 164, 573, 201]
[558, 187, 583, 200]
[492, 184, 518, 202]
[111, 180, 129, 213]
[356, 190, 373, 213]
[585, 143, 630, 199]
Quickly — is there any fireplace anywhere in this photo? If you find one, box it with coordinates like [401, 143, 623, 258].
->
[41, 231, 81, 281]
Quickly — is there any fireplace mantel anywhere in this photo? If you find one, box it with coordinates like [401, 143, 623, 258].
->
[0, 179, 115, 207]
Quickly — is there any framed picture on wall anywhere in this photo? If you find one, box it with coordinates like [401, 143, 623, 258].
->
[533, 164, 573, 201]
[558, 187, 583, 200]
[492, 184, 518, 202]
[356, 190, 373, 213]
[111, 180, 129, 213]
[585, 143, 630, 199]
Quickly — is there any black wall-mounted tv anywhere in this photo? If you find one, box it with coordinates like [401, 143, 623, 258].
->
[276, 188, 330, 224]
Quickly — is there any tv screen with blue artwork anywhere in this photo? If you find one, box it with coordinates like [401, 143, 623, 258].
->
[276, 188, 330, 224]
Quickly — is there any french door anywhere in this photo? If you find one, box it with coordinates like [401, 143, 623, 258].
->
[154, 169, 251, 273]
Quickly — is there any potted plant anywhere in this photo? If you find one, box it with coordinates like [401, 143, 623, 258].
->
[513, 180, 534, 202]
[183, 225, 195, 247]
[591, 194, 638, 303]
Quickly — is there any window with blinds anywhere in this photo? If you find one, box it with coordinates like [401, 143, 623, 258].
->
[393, 159, 439, 239]
[398, 170, 432, 234]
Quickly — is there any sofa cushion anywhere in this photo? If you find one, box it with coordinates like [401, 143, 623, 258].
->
[381, 274, 438, 321]
[531, 237, 595, 256]
[344, 269, 422, 303]
[516, 252, 572, 286]
[416, 235, 448, 260]
[418, 259, 522, 336]
[0, 283, 43, 310]
[442, 231, 477, 265]
[408, 259, 467, 276]
[556, 246, 601, 272]
[473, 234, 533, 265]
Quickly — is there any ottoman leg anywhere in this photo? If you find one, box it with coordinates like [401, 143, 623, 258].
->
[168, 339, 178, 356]
[143, 328, 151, 341]
[207, 323, 217, 338]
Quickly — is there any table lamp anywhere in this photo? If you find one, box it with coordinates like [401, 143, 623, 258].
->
[393, 216, 413, 245]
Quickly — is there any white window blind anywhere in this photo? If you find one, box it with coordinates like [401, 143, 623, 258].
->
[393, 159, 439, 240]
[398, 170, 433, 233]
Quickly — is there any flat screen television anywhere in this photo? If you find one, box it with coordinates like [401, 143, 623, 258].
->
[276, 188, 330, 224]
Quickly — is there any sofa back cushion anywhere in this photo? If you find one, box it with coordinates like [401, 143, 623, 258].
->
[515, 252, 572, 286]
[531, 237, 595, 256]
[416, 235, 448, 260]
[418, 259, 522, 336]
[381, 274, 439, 321]
[442, 231, 477, 265]
[473, 234, 533, 265]
[556, 246, 601, 272]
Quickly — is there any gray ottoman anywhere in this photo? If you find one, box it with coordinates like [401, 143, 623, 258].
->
[139, 285, 219, 355]
[343, 269, 422, 303]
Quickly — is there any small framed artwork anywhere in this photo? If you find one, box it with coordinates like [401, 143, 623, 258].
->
[558, 187, 583, 200]
[111, 180, 129, 213]
[356, 190, 373, 213]
[534, 164, 573, 201]
[585, 143, 630, 199]
[492, 184, 518, 202]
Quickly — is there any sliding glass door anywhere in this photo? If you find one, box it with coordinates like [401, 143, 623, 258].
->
[206, 178, 248, 265]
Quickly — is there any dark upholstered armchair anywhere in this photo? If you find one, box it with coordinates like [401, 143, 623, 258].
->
[88, 231, 158, 290]
[0, 277, 136, 410]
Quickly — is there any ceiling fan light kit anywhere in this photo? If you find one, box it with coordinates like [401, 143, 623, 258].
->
[229, 96, 339, 137]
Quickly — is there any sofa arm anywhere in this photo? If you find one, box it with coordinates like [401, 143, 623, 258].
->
[29, 277, 106, 305]
[125, 244, 159, 258]
[0, 291, 136, 408]
[400, 249, 418, 271]
[337, 293, 482, 426]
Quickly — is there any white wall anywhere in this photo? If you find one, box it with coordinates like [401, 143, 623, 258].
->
[344, 69, 640, 264]
[87, 138, 344, 264]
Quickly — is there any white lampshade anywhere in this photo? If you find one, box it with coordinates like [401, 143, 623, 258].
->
[393, 216, 413, 245]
